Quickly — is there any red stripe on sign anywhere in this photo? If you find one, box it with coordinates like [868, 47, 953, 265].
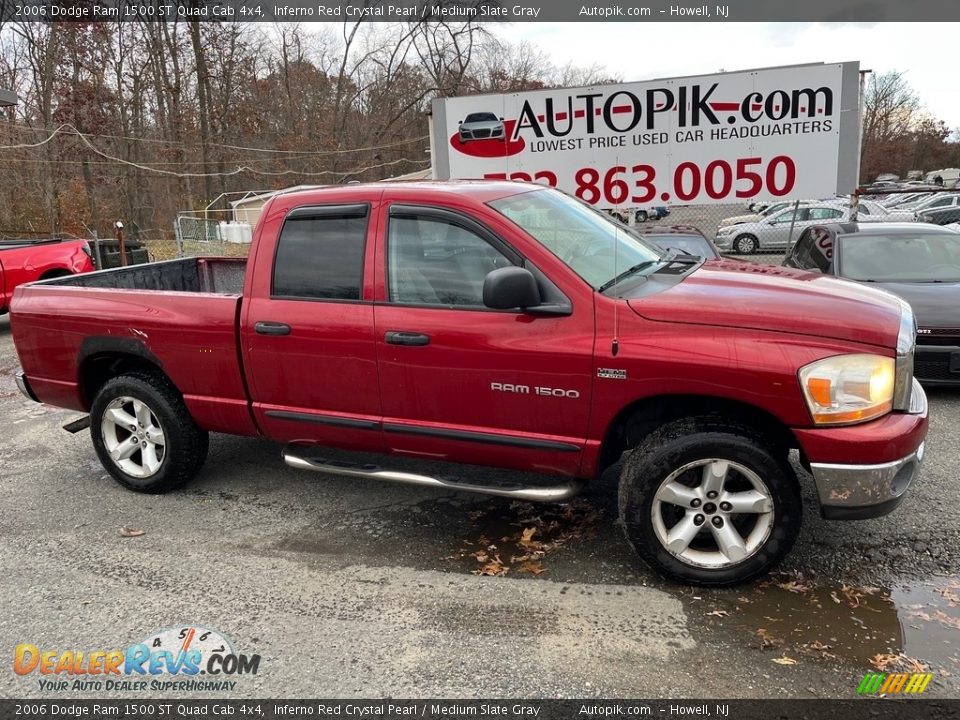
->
[537, 115, 545, 122]
[752, 103, 762, 111]
[656, 103, 666, 109]
[709, 102, 739, 111]
[556, 112, 568, 121]
[595, 108, 602, 116]
[574, 110, 585, 118]
[612, 105, 632, 114]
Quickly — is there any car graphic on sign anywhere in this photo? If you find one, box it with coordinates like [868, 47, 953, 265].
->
[458, 112, 505, 143]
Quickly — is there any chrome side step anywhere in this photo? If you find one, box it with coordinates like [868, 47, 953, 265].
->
[282, 448, 584, 503]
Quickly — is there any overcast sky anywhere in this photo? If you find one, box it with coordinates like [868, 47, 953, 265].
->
[494, 22, 959, 129]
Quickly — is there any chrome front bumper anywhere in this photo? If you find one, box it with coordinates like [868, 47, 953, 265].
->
[811, 381, 927, 520]
[14, 371, 38, 402]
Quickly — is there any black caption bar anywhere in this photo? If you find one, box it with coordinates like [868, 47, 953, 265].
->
[3, 700, 960, 720]
[2, 0, 960, 22]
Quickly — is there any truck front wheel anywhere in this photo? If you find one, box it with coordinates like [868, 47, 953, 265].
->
[618, 417, 801, 586]
[90, 372, 209, 493]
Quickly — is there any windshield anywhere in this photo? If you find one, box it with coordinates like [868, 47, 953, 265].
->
[840, 232, 960, 282]
[646, 235, 715, 258]
[489, 188, 664, 290]
[464, 112, 498, 123]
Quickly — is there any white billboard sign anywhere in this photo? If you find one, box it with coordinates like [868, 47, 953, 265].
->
[431, 62, 861, 207]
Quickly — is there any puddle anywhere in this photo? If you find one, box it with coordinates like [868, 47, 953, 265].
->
[690, 574, 960, 671]
[447, 498, 605, 577]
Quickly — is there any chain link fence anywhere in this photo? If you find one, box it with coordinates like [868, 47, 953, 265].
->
[127, 186, 956, 270]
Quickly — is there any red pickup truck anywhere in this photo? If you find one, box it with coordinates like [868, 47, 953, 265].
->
[11, 182, 928, 585]
[0, 238, 94, 314]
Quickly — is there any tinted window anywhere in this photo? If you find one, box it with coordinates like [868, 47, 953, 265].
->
[388, 215, 513, 307]
[465, 112, 498, 122]
[808, 208, 843, 220]
[839, 232, 960, 282]
[273, 212, 367, 300]
[771, 209, 801, 224]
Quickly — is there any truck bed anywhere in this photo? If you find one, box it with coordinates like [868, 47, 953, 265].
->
[10, 256, 256, 436]
[43, 256, 246, 294]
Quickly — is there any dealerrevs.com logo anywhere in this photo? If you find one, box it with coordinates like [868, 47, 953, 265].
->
[13, 626, 260, 693]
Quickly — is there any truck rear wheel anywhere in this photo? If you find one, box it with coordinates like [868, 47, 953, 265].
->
[90, 372, 208, 493]
[618, 417, 801, 586]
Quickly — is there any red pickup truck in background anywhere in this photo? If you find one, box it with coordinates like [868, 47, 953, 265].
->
[0, 238, 94, 315]
[10, 182, 928, 585]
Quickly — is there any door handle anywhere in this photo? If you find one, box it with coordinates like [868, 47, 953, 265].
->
[255, 321, 291, 336]
[385, 331, 430, 346]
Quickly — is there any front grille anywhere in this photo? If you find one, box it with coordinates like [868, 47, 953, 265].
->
[473, 129, 491, 139]
[918, 336, 960, 347]
[917, 327, 960, 345]
[915, 358, 960, 381]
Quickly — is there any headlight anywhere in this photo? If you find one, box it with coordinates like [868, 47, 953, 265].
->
[717, 226, 734, 235]
[799, 354, 895, 425]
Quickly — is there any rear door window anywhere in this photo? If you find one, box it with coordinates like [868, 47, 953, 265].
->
[273, 206, 368, 300]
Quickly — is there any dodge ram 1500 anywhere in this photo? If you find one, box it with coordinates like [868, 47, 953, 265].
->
[11, 182, 928, 585]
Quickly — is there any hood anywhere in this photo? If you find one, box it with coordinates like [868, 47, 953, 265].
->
[626, 260, 902, 348]
[874, 281, 960, 330]
[720, 213, 761, 226]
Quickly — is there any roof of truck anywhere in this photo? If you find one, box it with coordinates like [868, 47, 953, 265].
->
[277, 179, 541, 206]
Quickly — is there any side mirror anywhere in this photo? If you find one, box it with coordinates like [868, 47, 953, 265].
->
[499, 117, 504, 122]
[483, 267, 541, 310]
[458, 120, 463, 125]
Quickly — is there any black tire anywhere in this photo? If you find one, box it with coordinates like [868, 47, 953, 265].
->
[618, 417, 801, 587]
[636, 210, 649, 223]
[733, 234, 758, 254]
[90, 371, 209, 493]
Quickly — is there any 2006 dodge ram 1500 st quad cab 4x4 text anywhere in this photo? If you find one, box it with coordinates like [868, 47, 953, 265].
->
[11, 182, 928, 585]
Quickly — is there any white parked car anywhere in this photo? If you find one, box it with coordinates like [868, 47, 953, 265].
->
[898, 193, 960, 215]
[720, 201, 801, 228]
[715, 205, 851, 253]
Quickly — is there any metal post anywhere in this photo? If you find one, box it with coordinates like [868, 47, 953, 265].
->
[91, 229, 103, 271]
[787, 200, 800, 248]
[174, 219, 183, 258]
[856, 69, 871, 190]
[850, 188, 861, 223]
[115, 220, 126, 267]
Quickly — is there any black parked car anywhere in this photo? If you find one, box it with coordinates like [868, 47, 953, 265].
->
[784, 222, 960, 385]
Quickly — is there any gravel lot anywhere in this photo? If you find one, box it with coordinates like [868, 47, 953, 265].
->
[1, 264, 958, 700]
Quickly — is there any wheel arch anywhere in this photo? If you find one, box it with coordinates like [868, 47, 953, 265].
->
[78, 337, 170, 410]
[38, 267, 73, 280]
[597, 394, 796, 478]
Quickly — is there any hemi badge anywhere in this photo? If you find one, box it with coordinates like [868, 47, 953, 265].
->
[597, 368, 627, 380]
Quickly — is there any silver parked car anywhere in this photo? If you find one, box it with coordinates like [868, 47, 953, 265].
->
[458, 112, 505, 143]
[715, 205, 850, 253]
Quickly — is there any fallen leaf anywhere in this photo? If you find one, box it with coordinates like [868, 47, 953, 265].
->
[777, 580, 812, 594]
[519, 527, 538, 548]
[772, 656, 798, 665]
[118, 527, 145, 537]
[473, 555, 508, 577]
[870, 652, 929, 673]
[755, 628, 781, 650]
[517, 561, 546, 576]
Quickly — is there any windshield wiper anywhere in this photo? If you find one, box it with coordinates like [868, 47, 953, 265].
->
[598, 261, 660, 292]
